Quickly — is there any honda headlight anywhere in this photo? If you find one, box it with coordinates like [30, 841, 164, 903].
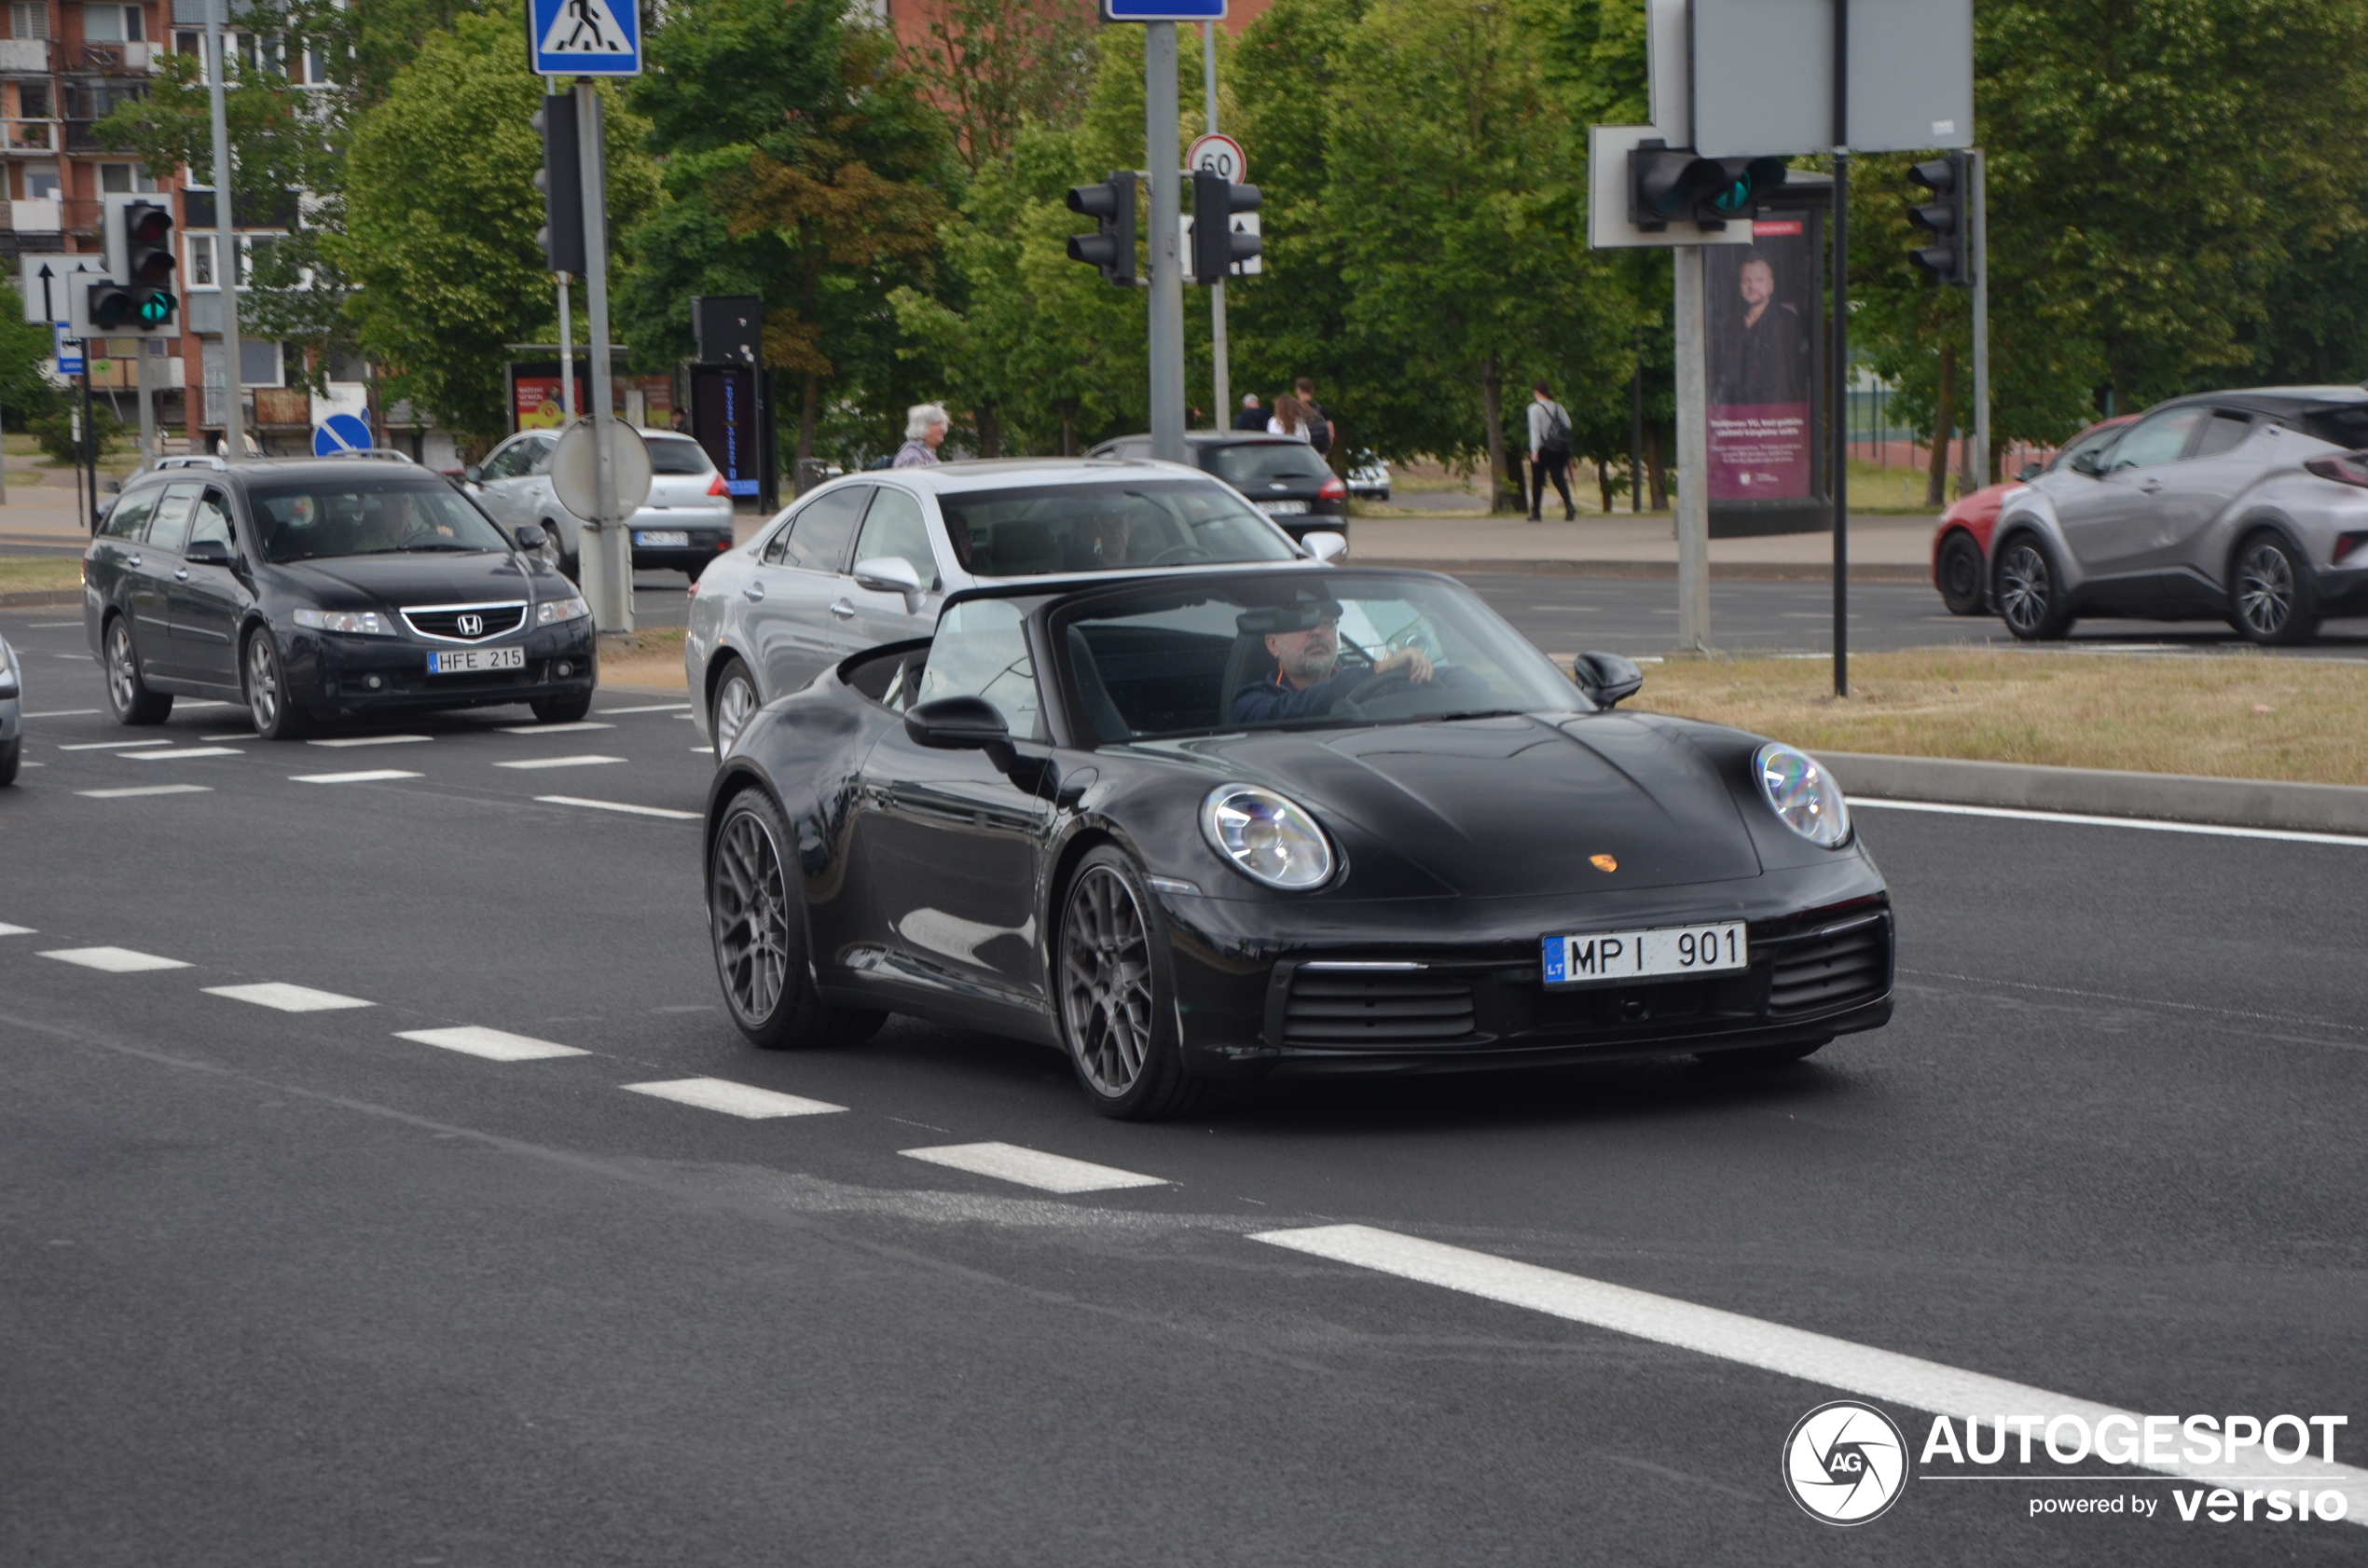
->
[1754, 743, 1851, 847]
[293, 608, 393, 636]
[1200, 784, 1337, 890]
[537, 595, 591, 626]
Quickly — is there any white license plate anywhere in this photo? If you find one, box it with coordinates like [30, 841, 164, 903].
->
[1258, 500, 1310, 516]
[1542, 921, 1747, 986]
[426, 645, 525, 675]
[635, 530, 690, 547]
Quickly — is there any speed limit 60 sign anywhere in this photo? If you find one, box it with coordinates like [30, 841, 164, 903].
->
[1188, 132, 1246, 183]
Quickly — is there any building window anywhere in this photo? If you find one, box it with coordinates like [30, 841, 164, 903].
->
[189, 231, 212, 286]
[25, 165, 60, 200]
[10, 2, 48, 40]
[18, 80, 51, 119]
[82, 4, 142, 43]
[99, 161, 155, 194]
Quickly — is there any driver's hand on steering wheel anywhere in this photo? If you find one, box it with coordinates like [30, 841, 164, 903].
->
[1373, 645, 1435, 683]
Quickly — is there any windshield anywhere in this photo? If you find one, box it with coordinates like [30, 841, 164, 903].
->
[249, 478, 516, 564]
[1204, 441, 1331, 486]
[939, 479, 1300, 577]
[647, 438, 712, 475]
[1055, 572, 1586, 743]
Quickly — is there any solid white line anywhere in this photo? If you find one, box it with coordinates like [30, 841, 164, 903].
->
[129, 746, 242, 761]
[202, 982, 374, 1012]
[0, 923, 36, 937]
[22, 708, 101, 718]
[532, 795, 699, 820]
[38, 946, 191, 972]
[1251, 1225, 2368, 1522]
[76, 784, 212, 799]
[395, 1025, 586, 1062]
[497, 721, 615, 735]
[621, 1078, 845, 1119]
[308, 734, 431, 749]
[599, 702, 691, 714]
[900, 1142, 1166, 1193]
[495, 754, 626, 770]
[290, 769, 423, 785]
[57, 738, 172, 750]
[1853, 797, 2368, 848]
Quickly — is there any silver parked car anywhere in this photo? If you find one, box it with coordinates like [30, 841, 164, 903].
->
[0, 629, 21, 786]
[1989, 385, 2368, 645]
[686, 457, 1344, 752]
[466, 429, 737, 582]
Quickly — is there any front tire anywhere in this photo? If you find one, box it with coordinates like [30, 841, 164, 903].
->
[103, 616, 172, 725]
[243, 629, 310, 739]
[530, 688, 595, 723]
[2229, 530, 2320, 646]
[1056, 846, 1208, 1121]
[1993, 535, 2074, 641]
[709, 656, 758, 755]
[709, 787, 883, 1050]
[1935, 530, 1986, 615]
[0, 737, 18, 787]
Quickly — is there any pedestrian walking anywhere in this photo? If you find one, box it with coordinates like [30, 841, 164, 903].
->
[1232, 393, 1266, 432]
[892, 403, 948, 468]
[1267, 394, 1314, 442]
[1526, 381, 1576, 521]
[1295, 378, 1334, 457]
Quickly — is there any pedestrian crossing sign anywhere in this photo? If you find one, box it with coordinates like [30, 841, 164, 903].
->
[530, 0, 640, 76]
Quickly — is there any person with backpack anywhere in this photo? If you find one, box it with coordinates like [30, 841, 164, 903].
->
[1296, 378, 1334, 456]
[1526, 381, 1576, 521]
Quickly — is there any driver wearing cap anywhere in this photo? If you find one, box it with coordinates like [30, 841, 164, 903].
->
[1232, 598, 1434, 723]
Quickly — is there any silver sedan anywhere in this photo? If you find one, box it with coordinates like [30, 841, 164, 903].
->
[0, 630, 20, 786]
[685, 457, 1344, 752]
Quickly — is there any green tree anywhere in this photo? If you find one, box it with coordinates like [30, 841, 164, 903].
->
[900, 0, 1094, 179]
[0, 282, 61, 428]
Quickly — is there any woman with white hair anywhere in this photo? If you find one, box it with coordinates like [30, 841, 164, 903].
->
[892, 403, 950, 468]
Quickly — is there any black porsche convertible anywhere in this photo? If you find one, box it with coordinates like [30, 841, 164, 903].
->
[704, 567, 1893, 1118]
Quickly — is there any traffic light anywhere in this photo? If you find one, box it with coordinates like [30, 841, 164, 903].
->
[1907, 151, 1971, 287]
[1065, 172, 1136, 286]
[1190, 169, 1261, 284]
[1628, 141, 1787, 230]
[533, 95, 585, 277]
[89, 197, 176, 332]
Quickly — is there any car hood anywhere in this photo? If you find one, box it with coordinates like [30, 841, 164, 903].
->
[1146, 712, 1766, 897]
[272, 551, 543, 612]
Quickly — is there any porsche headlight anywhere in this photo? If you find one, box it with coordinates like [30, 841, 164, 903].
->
[1754, 742, 1851, 847]
[537, 595, 590, 626]
[1200, 784, 1336, 890]
[293, 608, 393, 637]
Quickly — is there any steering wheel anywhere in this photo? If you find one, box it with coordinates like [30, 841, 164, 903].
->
[1151, 545, 1212, 566]
[1337, 666, 1416, 711]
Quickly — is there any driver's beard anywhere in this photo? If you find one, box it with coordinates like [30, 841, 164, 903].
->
[1283, 646, 1339, 686]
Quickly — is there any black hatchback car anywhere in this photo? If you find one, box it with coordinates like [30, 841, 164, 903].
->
[1087, 433, 1348, 544]
[84, 453, 597, 739]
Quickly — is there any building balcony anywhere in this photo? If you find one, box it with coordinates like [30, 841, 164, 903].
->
[79, 42, 154, 74]
[2, 117, 56, 151]
[63, 118, 104, 152]
[0, 38, 52, 73]
[9, 198, 59, 232]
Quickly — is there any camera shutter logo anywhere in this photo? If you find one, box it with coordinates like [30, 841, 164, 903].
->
[458, 612, 485, 639]
[1783, 1400, 1908, 1525]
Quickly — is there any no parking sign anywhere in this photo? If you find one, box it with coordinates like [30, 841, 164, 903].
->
[313, 412, 373, 455]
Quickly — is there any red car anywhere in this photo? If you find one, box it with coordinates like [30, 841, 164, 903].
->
[1930, 416, 2133, 614]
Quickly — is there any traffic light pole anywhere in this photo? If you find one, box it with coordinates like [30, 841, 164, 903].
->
[136, 339, 155, 461]
[557, 272, 575, 421]
[575, 78, 630, 634]
[1145, 22, 1186, 465]
[1970, 146, 1989, 489]
[1829, 0, 1851, 698]
[205, 2, 243, 462]
[1203, 21, 1227, 429]
[1673, 246, 1709, 654]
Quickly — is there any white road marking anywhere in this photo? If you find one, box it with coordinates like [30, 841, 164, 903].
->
[57, 738, 172, 750]
[202, 982, 374, 1012]
[23, 622, 80, 629]
[599, 702, 691, 714]
[129, 746, 242, 761]
[497, 721, 615, 735]
[38, 946, 191, 972]
[1853, 797, 2368, 848]
[308, 734, 431, 749]
[689, 746, 712, 754]
[50, 652, 89, 660]
[532, 794, 699, 820]
[176, 699, 234, 708]
[900, 1142, 1166, 1193]
[496, 754, 626, 770]
[291, 769, 423, 785]
[621, 1078, 845, 1119]
[76, 784, 212, 798]
[1251, 1224, 2368, 1524]
[23, 708, 102, 718]
[201, 732, 256, 741]
[0, 923, 35, 937]
[395, 1025, 586, 1062]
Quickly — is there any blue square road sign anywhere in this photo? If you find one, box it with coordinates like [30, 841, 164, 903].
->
[530, 0, 640, 76]
[1103, 0, 1226, 19]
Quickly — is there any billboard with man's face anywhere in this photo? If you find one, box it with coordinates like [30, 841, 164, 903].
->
[1706, 221, 1816, 501]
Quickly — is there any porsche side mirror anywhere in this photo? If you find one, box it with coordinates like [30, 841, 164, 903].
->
[102, 478, 121, 494]
[183, 537, 234, 568]
[2017, 461, 2044, 482]
[1572, 651, 1644, 708]
[1302, 530, 1348, 564]
[853, 555, 927, 613]
[513, 522, 549, 552]
[906, 695, 1008, 750]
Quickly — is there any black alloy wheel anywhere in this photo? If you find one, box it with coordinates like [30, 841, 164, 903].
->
[709, 788, 882, 1050]
[1056, 846, 1206, 1120]
[1935, 530, 1987, 615]
[709, 657, 758, 755]
[103, 616, 172, 725]
[243, 629, 310, 739]
[2230, 531, 2320, 647]
[1993, 537, 2073, 641]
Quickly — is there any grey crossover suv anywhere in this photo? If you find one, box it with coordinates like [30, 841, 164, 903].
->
[1989, 385, 2368, 644]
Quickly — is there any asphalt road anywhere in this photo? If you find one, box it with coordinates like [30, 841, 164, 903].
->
[2, 604, 2363, 1565]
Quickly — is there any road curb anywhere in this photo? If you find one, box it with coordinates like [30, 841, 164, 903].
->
[1814, 750, 2368, 836]
[0, 588, 80, 608]
[1355, 557, 1929, 584]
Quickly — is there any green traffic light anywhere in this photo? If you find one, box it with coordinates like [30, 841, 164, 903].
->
[138, 292, 174, 325]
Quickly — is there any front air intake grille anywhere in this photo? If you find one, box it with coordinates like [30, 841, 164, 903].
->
[1283, 967, 1478, 1048]
[1767, 915, 1891, 1018]
[402, 602, 526, 642]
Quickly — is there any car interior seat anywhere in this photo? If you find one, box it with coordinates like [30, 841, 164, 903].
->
[1217, 632, 1275, 725]
[986, 519, 1062, 576]
[1064, 626, 1133, 745]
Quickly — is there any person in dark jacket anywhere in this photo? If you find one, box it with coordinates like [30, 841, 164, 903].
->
[1232, 393, 1267, 431]
[1231, 599, 1434, 724]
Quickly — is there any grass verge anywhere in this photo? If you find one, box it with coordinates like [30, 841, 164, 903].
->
[0, 556, 82, 593]
[598, 626, 688, 691]
[1634, 647, 2368, 787]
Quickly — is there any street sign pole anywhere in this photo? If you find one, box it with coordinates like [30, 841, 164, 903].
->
[1829, 0, 1851, 698]
[1673, 247, 1709, 653]
[205, 0, 243, 461]
[79, 354, 97, 530]
[576, 78, 630, 633]
[1145, 21, 1186, 464]
[1201, 24, 1227, 429]
[557, 272, 575, 421]
[137, 338, 155, 461]
[1970, 144, 1989, 489]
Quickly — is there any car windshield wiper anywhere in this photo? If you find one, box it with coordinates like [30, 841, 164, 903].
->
[343, 543, 496, 556]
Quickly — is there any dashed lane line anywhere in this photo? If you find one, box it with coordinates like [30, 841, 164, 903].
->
[901, 1142, 1166, 1193]
[1853, 797, 2368, 848]
[1249, 1224, 2368, 1525]
[56, 738, 172, 750]
[495, 754, 626, 770]
[22, 708, 101, 718]
[128, 747, 242, 761]
[21, 622, 81, 629]
[497, 721, 615, 736]
[76, 784, 211, 799]
[201, 733, 257, 741]
[395, 1025, 587, 1062]
[202, 982, 374, 1012]
[621, 1078, 846, 1119]
[38, 946, 191, 972]
[308, 734, 431, 749]
[291, 769, 424, 785]
[532, 795, 699, 820]
[177, 699, 235, 708]
[599, 702, 691, 714]
[0, 923, 35, 937]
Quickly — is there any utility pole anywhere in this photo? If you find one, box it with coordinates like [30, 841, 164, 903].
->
[1970, 144, 1989, 489]
[1673, 247, 1709, 653]
[136, 339, 155, 461]
[1203, 21, 1227, 430]
[1629, 323, 1644, 514]
[557, 272, 575, 420]
[1145, 22, 1185, 464]
[1829, 0, 1851, 697]
[576, 80, 630, 633]
[204, 0, 242, 461]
